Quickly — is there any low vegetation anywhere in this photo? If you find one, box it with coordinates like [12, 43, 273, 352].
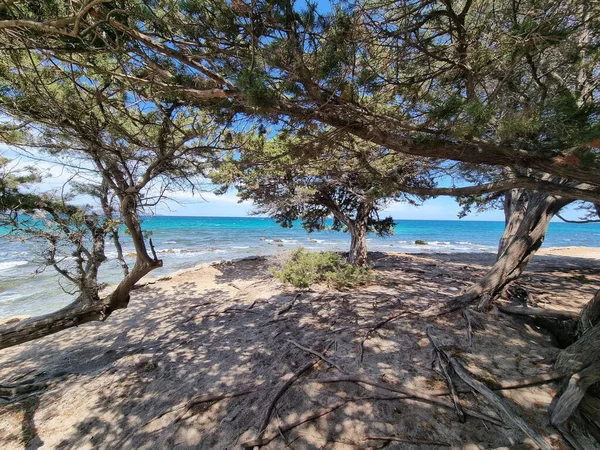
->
[272, 247, 373, 289]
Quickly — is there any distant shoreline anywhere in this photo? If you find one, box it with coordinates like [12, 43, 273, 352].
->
[536, 246, 600, 259]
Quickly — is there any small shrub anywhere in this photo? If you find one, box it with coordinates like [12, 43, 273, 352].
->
[272, 247, 373, 289]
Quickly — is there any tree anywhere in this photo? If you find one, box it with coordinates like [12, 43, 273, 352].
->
[214, 131, 429, 265]
[1, 0, 597, 195]
[0, 50, 234, 349]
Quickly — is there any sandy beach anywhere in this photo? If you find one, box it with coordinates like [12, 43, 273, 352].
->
[0, 248, 599, 449]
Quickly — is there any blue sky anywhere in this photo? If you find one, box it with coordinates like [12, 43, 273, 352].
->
[155, 188, 509, 220]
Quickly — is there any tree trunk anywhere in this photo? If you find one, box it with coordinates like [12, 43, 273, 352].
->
[497, 188, 527, 256]
[0, 257, 161, 351]
[550, 291, 600, 442]
[348, 221, 368, 266]
[0, 190, 162, 351]
[112, 230, 130, 277]
[453, 191, 571, 309]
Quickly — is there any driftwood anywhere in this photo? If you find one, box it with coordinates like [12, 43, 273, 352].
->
[498, 305, 578, 321]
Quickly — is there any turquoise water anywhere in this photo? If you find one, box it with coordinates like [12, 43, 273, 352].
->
[0, 216, 599, 317]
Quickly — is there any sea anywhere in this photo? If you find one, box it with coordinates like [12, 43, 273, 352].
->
[1, 216, 599, 318]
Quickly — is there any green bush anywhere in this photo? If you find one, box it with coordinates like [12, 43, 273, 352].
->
[272, 247, 373, 289]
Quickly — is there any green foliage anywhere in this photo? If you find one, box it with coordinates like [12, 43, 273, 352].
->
[236, 69, 276, 108]
[272, 247, 373, 289]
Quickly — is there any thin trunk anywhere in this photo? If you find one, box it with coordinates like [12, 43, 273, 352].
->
[99, 181, 129, 277]
[112, 230, 129, 277]
[453, 191, 571, 309]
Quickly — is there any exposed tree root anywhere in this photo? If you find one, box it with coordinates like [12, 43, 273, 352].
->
[358, 311, 409, 362]
[274, 293, 301, 318]
[429, 326, 465, 422]
[240, 400, 348, 448]
[312, 375, 504, 426]
[287, 339, 346, 374]
[498, 305, 578, 321]
[256, 341, 333, 440]
[426, 327, 554, 450]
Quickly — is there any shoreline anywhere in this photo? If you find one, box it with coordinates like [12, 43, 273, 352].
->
[2, 246, 598, 324]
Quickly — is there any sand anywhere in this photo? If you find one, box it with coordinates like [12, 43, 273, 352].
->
[0, 248, 599, 449]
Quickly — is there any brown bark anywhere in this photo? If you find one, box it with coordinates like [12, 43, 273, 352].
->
[497, 188, 527, 256]
[549, 292, 600, 441]
[0, 189, 162, 351]
[0, 257, 161, 351]
[577, 289, 600, 337]
[348, 222, 368, 266]
[452, 191, 571, 309]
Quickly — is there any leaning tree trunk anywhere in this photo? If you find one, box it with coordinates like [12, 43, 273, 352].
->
[452, 191, 572, 310]
[0, 256, 162, 351]
[497, 188, 527, 256]
[0, 192, 161, 351]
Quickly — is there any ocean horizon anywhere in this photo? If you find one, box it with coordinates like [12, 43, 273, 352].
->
[1, 216, 599, 318]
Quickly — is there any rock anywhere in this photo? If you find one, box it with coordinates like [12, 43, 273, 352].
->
[273, 239, 283, 243]
[415, 240, 428, 245]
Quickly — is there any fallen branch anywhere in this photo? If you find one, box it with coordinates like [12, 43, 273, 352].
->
[364, 435, 451, 446]
[240, 400, 347, 448]
[287, 339, 346, 374]
[498, 305, 578, 321]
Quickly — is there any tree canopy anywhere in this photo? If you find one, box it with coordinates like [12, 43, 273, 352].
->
[1, 0, 597, 198]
